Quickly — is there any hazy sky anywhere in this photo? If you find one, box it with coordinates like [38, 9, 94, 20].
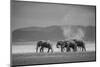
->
[11, 1, 96, 31]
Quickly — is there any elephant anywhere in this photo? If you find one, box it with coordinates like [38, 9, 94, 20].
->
[56, 40, 77, 52]
[72, 39, 86, 51]
[36, 40, 53, 53]
[65, 40, 77, 52]
[56, 40, 66, 52]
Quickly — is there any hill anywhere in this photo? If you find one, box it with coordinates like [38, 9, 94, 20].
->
[12, 25, 95, 42]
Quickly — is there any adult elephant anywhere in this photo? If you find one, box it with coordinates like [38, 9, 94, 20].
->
[72, 39, 86, 51]
[36, 40, 53, 53]
[65, 40, 77, 52]
[56, 41, 66, 52]
[56, 40, 77, 52]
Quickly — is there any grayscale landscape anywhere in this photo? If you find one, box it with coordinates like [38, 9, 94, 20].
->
[12, 25, 96, 66]
[11, 1, 96, 67]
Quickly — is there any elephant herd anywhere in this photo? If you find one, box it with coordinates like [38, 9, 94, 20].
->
[36, 39, 86, 53]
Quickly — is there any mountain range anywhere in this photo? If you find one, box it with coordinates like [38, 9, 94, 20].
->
[12, 25, 95, 42]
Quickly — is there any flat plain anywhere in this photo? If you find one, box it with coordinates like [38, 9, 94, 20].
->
[12, 51, 96, 66]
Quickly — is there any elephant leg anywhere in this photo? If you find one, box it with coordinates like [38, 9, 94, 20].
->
[82, 47, 84, 51]
[79, 47, 82, 51]
[42, 48, 44, 52]
[80, 47, 83, 51]
[74, 47, 77, 52]
[72, 47, 76, 52]
[82, 47, 86, 51]
[40, 47, 43, 52]
[66, 48, 67, 52]
[36, 47, 38, 53]
[66, 47, 70, 52]
[72, 48, 74, 52]
[75, 48, 77, 52]
[84, 48, 86, 51]
[81, 47, 84, 51]
[74, 49, 77, 52]
[51, 49, 53, 53]
[47, 48, 50, 53]
[66, 47, 68, 52]
[61, 47, 64, 52]
[50, 48, 53, 53]
[40, 47, 42, 52]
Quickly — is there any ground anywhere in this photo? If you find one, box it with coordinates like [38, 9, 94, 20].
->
[12, 51, 96, 66]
